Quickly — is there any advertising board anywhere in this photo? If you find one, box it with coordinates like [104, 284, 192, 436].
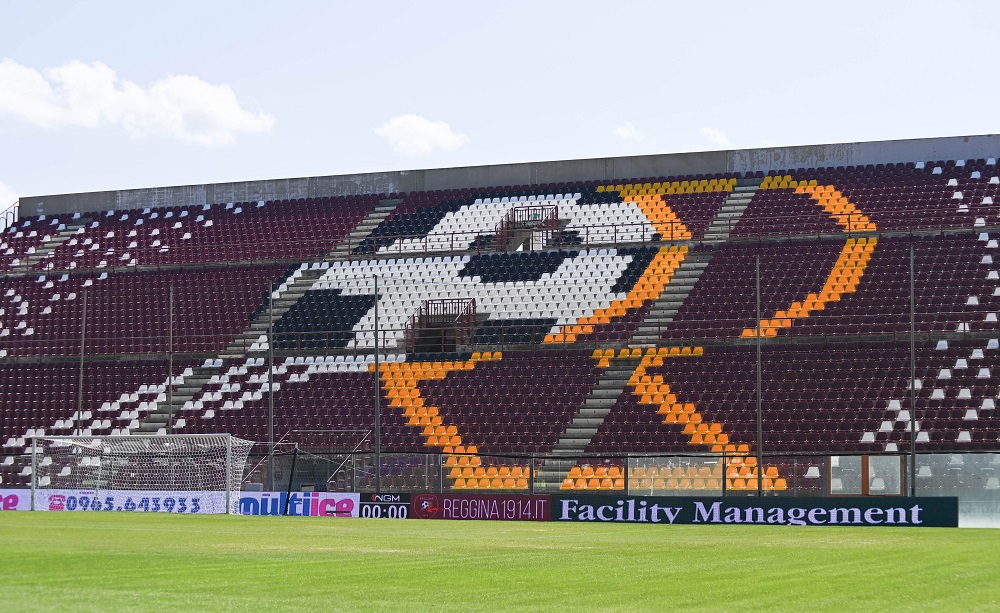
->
[359, 493, 410, 519]
[0, 488, 31, 511]
[552, 495, 959, 527]
[6, 489, 361, 516]
[411, 493, 550, 521]
[238, 492, 360, 517]
[31, 489, 227, 513]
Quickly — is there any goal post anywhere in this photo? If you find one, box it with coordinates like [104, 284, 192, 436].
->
[30, 434, 254, 514]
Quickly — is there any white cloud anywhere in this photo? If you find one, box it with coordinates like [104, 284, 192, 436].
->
[700, 127, 734, 149]
[375, 114, 469, 156]
[0, 58, 274, 146]
[613, 122, 645, 141]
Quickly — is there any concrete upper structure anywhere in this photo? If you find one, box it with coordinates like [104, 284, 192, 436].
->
[17, 134, 1000, 218]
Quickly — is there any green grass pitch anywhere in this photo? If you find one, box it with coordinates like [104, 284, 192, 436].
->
[1, 513, 998, 612]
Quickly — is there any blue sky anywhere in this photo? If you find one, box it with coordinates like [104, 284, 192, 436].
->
[1, 0, 999, 206]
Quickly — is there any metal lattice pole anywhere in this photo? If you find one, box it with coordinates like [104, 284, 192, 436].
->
[374, 274, 381, 495]
[909, 244, 917, 497]
[76, 289, 87, 437]
[756, 254, 764, 497]
[167, 285, 174, 434]
[267, 283, 275, 492]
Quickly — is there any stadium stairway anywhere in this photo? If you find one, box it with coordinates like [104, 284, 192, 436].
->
[218, 266, 327, 359]
[17, 218, 92, 272]
[135, 361, 222, 434]
[326, 200, 400, 258]
[629, 251, 713, 346]
[701, 179, 760, 241]
[132, 263, 337, 431]
[532, 356, 642, 492]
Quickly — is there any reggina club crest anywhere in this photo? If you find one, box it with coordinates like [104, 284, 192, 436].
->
[413, 494, 440, 519]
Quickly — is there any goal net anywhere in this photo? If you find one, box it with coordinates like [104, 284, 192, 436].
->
[30, 434, 254, 514]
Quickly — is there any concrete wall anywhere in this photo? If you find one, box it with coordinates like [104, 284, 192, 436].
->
[18, 134, 1000, 218]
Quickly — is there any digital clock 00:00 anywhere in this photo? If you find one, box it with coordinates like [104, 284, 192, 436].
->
[358, 493, 410, 519]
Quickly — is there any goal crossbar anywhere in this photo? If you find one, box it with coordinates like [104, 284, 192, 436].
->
[30, 433, 253, 514]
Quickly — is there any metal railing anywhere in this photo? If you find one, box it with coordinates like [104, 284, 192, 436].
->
[494, 204, 559, 251]
[3, 205, 997, 278]
[236, 450, 1000, 503]
[0, 200, 17, 234]
[0, 307, 996, 360]
[403, 298, 476, 354]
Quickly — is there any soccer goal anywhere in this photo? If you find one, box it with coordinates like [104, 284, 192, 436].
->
[30, 434, 254, 514]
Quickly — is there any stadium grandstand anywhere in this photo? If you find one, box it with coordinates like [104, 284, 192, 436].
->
[2, 134, 999, 516]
